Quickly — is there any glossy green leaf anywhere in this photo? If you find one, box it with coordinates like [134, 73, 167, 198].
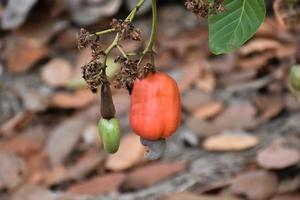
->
[209, 0, 265, 54]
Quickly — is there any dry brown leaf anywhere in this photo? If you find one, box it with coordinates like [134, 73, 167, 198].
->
[50, 89, 96, 109]
[0, 134, 42, 156]
[5, 39, 48, 73]
[165, 192, 241, 200]
[230, 170, 278, 200]
[42, 165, 68, 186]
[11, 186, 58, 200]
[213, 101, 257, 132]
[123, 161, 186, 190]
[203, 131, 259, 151]
[67, 173, 125, 195]
[219, 69, 257, 86]
[237, 52, 273, 70]
[275, 44, 296, 59]
[272, 194, 300, 200]
[0, 152, 27, 191]
[105, 134, 145, 171]
[179, 61, 202, 92]
[255, 95, 284, 122]
[256, 18, 280, 38]
[193, 101, 224, 120]
[38, 151, 103, 186]
[45, 114, 91, 166]
[239, 38, 282, 55]
[182, 89, 213, 113]
[67, 150, 104, 181]
[210, 53, 236, 75]
[186, 117, 216, 138]
[26, 152, 48, 184]
[195, 70, 216, 93]
[0, 111, 34, 136]
[277, 175, 300, 194]
[41, 58, 73, 87]
[257, 141, 300, 169]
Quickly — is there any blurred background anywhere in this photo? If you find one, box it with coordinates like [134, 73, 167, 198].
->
[0, 0, 300, 200]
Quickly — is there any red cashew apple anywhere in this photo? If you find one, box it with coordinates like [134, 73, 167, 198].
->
[130, 72, 181, 140]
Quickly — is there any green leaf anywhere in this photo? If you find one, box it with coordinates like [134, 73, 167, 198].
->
[208, 0, 265, 54]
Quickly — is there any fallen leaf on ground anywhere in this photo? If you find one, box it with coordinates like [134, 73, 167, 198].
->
[67, 173, 125, 195]
[277, 175, 300, 194]
[257, 140, 300, 169]
[0, 133, 42, 155]
[26, 152, 48, 184]
[50, 89, 96, 109]
[0, 152, 27, 191]
[237, 52, 273, 70]
[5, 39, 48, 73]
[11, 185, 58, 200]
[213, 101, 257, 132]
[238, 38, 282, 55]
[165, 192, 241, 200]
[272, 193, 300, 200]
[45, 114, 90, 166]
[193, 101, 224, 120]
[41, 58, 73, 87]
[230, 170, 278, 200]
[186, 117, 216, 138]
[0, 111, 33, 136]
[255, 95, 284, 122]
[182, 89, 212, 113]
[203, 131, 259, 151]
[41, 165, 68, 186]
[123, 161, 186, 190]
[179, 61, 202, 91]
[105, 134, 145, 171]
[195, 70, 216, 93]
[67, 150, 104, 181]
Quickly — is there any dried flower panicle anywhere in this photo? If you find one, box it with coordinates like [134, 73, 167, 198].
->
[185, 0, 209, 18]
[111, 19, 141, 41]
[82, 60, 105, 93]
[185, 0, 226, 18]
[210, 0, 226, 16]
[138, 63, 155, 79]
[77, 28, 93, 49]
[91, 42, 104, 58]
[114, 58, 139, 91]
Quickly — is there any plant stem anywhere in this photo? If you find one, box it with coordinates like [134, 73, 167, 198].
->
[138, 0, 158, 65]
[117, 45, 128, 59]
[103, 33, 119, 67]
[126, 0, 146, 22]
[95, 28, 115, 36]
[103, 0, 146, 68]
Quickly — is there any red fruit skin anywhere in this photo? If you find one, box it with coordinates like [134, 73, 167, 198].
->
[130, 72, 181, 140]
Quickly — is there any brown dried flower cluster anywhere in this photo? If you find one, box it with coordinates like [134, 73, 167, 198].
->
[78, 28, 106, 92]
[77, 28, 93, 49]
[113, 56, 155, 92]
[114, 57, 139, 92]
[185, 0, 226, 18]
[185, 0, 209, 18]
[111, 19, 141, 41]
[82, 60, 105, 93]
